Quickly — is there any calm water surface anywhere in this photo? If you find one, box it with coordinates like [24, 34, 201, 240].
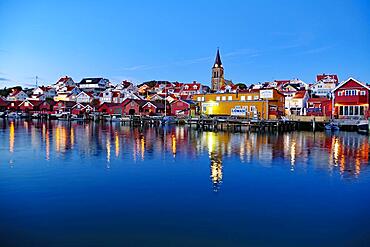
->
[0, 119, 369, 247]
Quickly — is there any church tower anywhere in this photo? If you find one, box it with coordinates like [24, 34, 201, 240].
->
[211, 48, 225, 92]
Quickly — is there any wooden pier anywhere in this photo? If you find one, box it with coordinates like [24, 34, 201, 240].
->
[187, 117, 297, 132]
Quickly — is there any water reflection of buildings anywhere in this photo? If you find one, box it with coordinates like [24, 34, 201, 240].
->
[1, 119, 369, 183]
[210, 152, 223, 192]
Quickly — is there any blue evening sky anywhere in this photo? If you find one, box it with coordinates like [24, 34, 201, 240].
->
[0, 0, 370, 87]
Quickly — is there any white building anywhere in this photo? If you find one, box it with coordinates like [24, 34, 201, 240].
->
[311, 74, 338, 98]
[285, 90, 309, 115]
[79, 78, 109, 92]
[76, 91, 94, 103]
[7, 90, 28, 101]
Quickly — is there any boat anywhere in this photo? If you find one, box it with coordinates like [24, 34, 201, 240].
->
[110, 115, 123, 122]
[71, 114, 85, 121]
[31, 113, 40, 119]
[325, 122, 340, 131]
[57, 112, 70, 121]
[7, 112, 20, 119]
[357, 120, 369, 134]
[162, 116, 176, 125]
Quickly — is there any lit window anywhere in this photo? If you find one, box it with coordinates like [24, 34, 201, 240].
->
[222, 96, 226, 101]
[201, 97, 205, 101]
[240, 96, 246, 101]
[254, 96, 259, 100]
[228, 96, 232, 101]
[197, 97, 201, 102]
[216, 96, 220, 101]
[247, 96, 252, 100]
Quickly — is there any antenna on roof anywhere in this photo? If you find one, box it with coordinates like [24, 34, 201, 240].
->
[35, 76, 38, 88]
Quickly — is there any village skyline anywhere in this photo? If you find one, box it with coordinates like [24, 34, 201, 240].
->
[1, 1, 370, 87]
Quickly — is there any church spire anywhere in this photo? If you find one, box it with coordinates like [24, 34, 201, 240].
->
[211, 48, 225, 92]
[213, 48, 222, 68]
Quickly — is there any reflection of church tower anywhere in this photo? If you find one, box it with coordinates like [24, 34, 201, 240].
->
[210, 152, 223, 192]
[211, 48, 225, 92]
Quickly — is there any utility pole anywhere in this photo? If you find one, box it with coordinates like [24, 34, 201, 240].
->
[164, 83, 167, 117]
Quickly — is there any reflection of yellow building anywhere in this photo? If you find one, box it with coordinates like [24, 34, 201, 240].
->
[194, 89, 285, 120]
[210, 152, 223, 192]
[9, 121, 15, 153]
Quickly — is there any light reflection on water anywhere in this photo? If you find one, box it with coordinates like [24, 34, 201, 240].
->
[1, 119, 369, 183]
[0, 119, 370, 246]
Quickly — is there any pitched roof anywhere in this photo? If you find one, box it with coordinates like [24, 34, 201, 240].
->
[293, 90, 308, 99]
[98, 102, 122, 109]
[213, 48, 222, 67]
[57, 76, 72, 83]
[8, 90, 24, 97]
[332, 77, 370, 92]
[20, 100, 43, 107]
[307, 98, 331, 103]
[316, 74, 338, 83]
[79, 78, 104, 84]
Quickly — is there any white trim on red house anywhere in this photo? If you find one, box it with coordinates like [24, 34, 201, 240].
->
[332, 77, 370, 92]
[142, 102, 157, 109]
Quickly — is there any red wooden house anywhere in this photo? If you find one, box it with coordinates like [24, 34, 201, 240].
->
[170, 99, 194, 116]
[7, 101, 22, 111]
[122, 99, 147, 115]
[18, 100, 44, 112]
[332, 77, 370, 119]
[98, 102, 124, 115]
[0, 97, 9, 111]
[72, 103, 94, 115]
[306, 98, 332, 117]
[53, 101, 76, 113]
[141, 101, 165, 116]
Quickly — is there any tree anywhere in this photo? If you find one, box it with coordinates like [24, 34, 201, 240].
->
[235, 83, 247, 90]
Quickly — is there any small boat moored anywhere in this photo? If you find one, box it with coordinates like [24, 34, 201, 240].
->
[357, 120, 369, 134]
[325, 122, 340, 131]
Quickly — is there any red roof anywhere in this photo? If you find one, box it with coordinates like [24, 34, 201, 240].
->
[316, 74, 338, 83]
[293, 90, 307, 99]
[220, 84, 238, 91]
[182, 82, 201, 91]
[112, 92, 120, 97]
[307, 98, 331, 103]
[57, 76, 71, 83]
[8, 89, 23, 97]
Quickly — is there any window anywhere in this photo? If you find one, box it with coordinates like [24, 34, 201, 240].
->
[197, 97, 201, 102]
[228, 96, 232, 101]
[254, 96, 259, 100]
[349, 106, 354, 115]
[250, 106, 256, 112]
[221, 96, 226, 101]
[338, 92, 342, 96]
[201, 97, 205, 102]
[240, 96, 246, 101]
[360, 91, 366, 96]
[247, 96, 252, 101]
[339, 106, 343, 115]
[216, 96, 220, 101]
[354, 106, 359, 115]
[360, 106, 364, 115]
[344, 106, 348, 115]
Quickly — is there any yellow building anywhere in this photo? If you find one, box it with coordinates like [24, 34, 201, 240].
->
[194, 89, 285, 120]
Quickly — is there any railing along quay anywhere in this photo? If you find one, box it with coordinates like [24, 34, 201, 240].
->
[187, 117, 297, 132]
